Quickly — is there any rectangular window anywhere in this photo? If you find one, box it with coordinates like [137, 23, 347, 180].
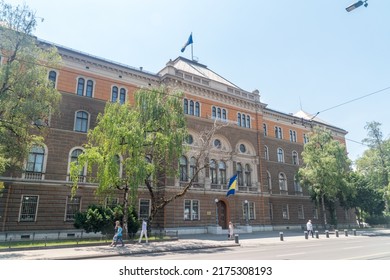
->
[243, 201, 255, 220]
[139, 199, 150, 219]
[298, 205, 305, 219]
[263, 123, 268, 136]
[275, 126, 282, 139]
[65, 196, 81, 221]
[282, 204, 289, 219]
[19, 195, 39, 222]
[289, 130, 297, 142]
[184, 199, 199, 220]
[105, 197, 119, 209]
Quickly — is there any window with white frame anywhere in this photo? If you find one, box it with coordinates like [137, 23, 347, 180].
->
[25, 145, 45, 180]
[282, 204, 289, 219]
[65, 196, 81, 221]
[263, 123, 268, 136]
[183, 98, 200, 117]
[279, 172, 287, 191]
[179, 155, 188, 181]
[184, 199, 199, 220]
[69, 148, 85, 182]
[294, 175, 302, 194]
[243, 201, 255, 220]
[264, 145, 269, 160]
[298, 205, 305, 219]
[74, 110, 89, 133]
[19, 195, 39, 222]
[289, 129, 297, 142]
[237, 112, 251, 128]
[266, 171, 272, 191]
[277, 148, 284, 163]
[244, 164, 251, 186]
[275, 126, 282, 139]
[48, 70, 57, 88]
[237, 163, 243, 186]
[303, 133, 309, 144]
[212, 106, 227, 121]
[139, 199, 150, 219]
[218, 161, 227, 185]
[76, 77, 94, 97]
[210, 159, 217, 184]
[189, 157, 198, 182]
[292, 151, 299, 165]
[111, 86, 127, 104]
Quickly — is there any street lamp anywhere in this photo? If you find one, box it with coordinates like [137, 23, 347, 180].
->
[244, 200, 249, 226]
[346, 1, 368, 12]
[214, 198, 219, 226]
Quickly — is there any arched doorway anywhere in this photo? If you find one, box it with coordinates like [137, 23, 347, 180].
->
[217, 200, 227, 229]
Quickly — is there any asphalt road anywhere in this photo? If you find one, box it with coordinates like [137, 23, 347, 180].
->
[102, 234, 390, 260]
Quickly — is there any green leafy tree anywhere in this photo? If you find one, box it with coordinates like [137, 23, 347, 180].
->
[356, 121, 390, 211]
[0, 1, 61, 173]
[298, 126, 352, 228]
[71, 87, 189, 236]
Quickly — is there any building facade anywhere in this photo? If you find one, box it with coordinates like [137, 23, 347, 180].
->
[0, 41, 355, 236]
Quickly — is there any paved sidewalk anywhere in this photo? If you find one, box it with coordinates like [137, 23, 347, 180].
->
[0, 229, 388, 260]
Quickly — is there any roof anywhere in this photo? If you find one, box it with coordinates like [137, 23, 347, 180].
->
[293, 110, 331, 126]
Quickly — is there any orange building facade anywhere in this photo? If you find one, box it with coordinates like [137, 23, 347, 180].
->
[0, 41, 355, 238]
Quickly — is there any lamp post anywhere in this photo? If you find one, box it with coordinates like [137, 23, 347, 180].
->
[214, 198, 219, 226]
[346, 1, 368, 12]
[244, 200, 249, 225]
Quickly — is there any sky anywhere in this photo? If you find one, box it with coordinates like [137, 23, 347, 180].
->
[11, 0, 390, 164]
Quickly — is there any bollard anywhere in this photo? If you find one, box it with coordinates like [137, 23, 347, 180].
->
[344, 229, 348, 237]
[325, 230, 329, 238]
[315, 230, 319, 239]
[335, 230, 339, 237]
[279, 232, 284, 241]
[234, 234, 239, 244]
[353, 229, 356, 236]
[304, 231, 308, 239]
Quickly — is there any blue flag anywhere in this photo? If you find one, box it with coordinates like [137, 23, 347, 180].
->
[181, 33, 193, 52]
[226, 174, 238, 197]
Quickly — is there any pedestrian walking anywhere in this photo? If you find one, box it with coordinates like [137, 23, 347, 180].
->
[110, 220, 119, 247]
[228, 221, 234, 240]
[112, 220, 124, 247]
[139, 219, 148, 244]
[306, 219, 314, 238]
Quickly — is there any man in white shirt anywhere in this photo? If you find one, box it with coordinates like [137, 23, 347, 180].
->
[139, 219, 148, 244]
[306, 219, 314, 238]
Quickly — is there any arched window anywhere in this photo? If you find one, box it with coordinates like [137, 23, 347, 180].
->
[77, 78, 85, 96]
[246, 115, 250, 128]
[218, 161, 226, 185]
[25, 145, 45, 180]
[212, 106, 217, 118]
[210, 159, 217, 184]
[75, 111, 89, 132]
[222, 109, 226, 120]
[86, 80, 93, 97]
[189, 157, 198, 182]
[277, 148, 284, 163]
[195, 102, 200, 116]
[264, 145, 269, 160]
[266, 171, 272, 191]
[111, 86, 118, 102]
[119, 88, 126, 104]
[48, 70, 57, 88]
[183, 99, 188, 114]
[292, 151, 299, 165]
[279, 173, 287, 191]
[217, 108, 221, 119]
[242, 114, 246, 127]
[189, 100, 194, 115]
[237, 113, 241, 126]
[237, 163, 243, 186]
[69, 148, 85, 182]
[245, 164, 251, 186]
[179, 156, 188, 181]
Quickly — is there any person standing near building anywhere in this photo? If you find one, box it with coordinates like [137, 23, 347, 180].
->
[139, 219, 148, 244]
[111, 220, 124, 247]
[306, 219, 314, 238]
[228, 221, 234, 240]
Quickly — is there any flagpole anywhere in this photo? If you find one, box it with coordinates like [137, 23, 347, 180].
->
[191, 40, 193, 61]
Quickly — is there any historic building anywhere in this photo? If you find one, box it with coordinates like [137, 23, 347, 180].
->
[0, 40, 355, 237]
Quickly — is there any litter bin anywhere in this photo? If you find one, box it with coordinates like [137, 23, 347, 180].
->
[234, 234, 239, 244]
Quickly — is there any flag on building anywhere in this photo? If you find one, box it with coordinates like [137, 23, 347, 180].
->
[181, 33, 193, 52]
[226, 174, 238, 197]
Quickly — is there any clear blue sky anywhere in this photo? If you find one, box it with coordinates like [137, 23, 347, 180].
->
[13, 0, 390, 164]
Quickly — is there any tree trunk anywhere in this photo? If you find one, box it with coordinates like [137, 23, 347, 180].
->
[321, 194, 327, 228]
[122, 184, 129, 239]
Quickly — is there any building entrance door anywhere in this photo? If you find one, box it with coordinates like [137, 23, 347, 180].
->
[217, 200, 227, 229]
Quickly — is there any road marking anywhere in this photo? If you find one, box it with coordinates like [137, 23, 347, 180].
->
[346, 252, 390, 260]
[276, 252, 305, 257]
[295, 244, 321, 248]
[341, 246, 364, 250]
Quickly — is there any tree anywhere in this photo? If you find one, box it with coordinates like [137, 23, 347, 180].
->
[298, 126, 352, 228]
[71, 87, 189, 236]
[0, 1, 61, 173]
[356, 121, 390, 211]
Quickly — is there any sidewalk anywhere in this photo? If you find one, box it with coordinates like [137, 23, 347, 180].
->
[0, 229, 388, 260]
